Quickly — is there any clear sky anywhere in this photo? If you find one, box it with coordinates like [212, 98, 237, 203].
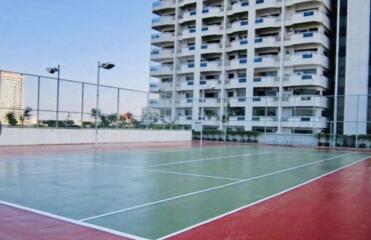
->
[0, 0, 152, 91]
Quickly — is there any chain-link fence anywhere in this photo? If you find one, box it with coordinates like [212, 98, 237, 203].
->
[0, 70, 157, 130]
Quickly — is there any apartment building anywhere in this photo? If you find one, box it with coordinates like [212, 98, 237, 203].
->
[0, 71, 25, 123]
[149, 0, 334, 134]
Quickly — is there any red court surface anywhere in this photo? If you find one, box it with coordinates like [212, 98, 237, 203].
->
[171, 158, 371, 240]
[0, 204, 129, 240]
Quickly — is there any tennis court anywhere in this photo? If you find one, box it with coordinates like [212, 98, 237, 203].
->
[0, 142, 370, 240]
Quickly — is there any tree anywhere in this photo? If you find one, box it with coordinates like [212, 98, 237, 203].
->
[90, 108, 101, 118]
[19, 107, 32, 126]
[107, 114, 118, 127]
[6, 112, 18, 126]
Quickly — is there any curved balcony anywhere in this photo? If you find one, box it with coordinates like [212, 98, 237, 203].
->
[254, 36, 280, 48]
[227, 1, 249, 15]
[151, 49, 174, 61]
[179, 28, 197, 39]
[152, 16, 175, 30]
[149, 99, 172, 108]
[282, 95, 329, 108]
[255, 16, 281, 29]
[252, 96, 279, 107]
[202, 7, 224, 18]
[253, 76, 280, 87]
[255, 0, 281, 9]
[283, 74, 329, 88]
[199, 79, 221, 89]
[285, 32, 330, 49]
[179, 0, 197, 7]
[281, 117, 328, 129]
[226, 58, 248, 70]
[150, 65, 173, 77]
[226, 39, 248, 52]
[227, 20, 248, 34]
[285, 52, 329, 68]
[179, 62, 196, 74]
[200, 43, 222, 54]
[179, 10, 197, 23]
[200, 61, 222, 72]
[152, 0, 175, 14]
[225, 77, 248, 88]
[286, 10, 330, 29]
[254, 55, 280, 69]
[285, 0, 331, 10]
[201, 25, 223, 36]
[151, 33, 175, 46]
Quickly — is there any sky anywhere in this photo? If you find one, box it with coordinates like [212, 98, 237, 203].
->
[0, 0, 153, 91]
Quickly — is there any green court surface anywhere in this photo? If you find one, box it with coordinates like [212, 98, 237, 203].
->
[0, 144, 369, 239]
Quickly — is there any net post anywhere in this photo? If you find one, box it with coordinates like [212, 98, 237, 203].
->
[81, 82, 85, 128]
[36, 76, 41, 128]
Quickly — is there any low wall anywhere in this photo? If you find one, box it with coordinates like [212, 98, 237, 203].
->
[259, 133, 317, 147]
[0, 128, 192, 146]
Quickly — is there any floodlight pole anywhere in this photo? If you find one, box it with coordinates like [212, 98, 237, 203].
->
[95, 62, 101, 146]
[56, 65, 61, 128]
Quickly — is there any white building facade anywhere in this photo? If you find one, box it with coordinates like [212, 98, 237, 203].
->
[149, 0, 336, 134]
[0, 71, 25, 123]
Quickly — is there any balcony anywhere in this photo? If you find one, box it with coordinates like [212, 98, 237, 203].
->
[254, 36, 280, 48]
[149, 83, 160, 93]
[200, 98, 221, 108]
[229, 97, 247, 107]
[178, 46, 196, 56]
[227, 116, 246, 127]
[252, 96, 279, 107]
[201, 25, 223, 36]
[179, 10, 197, 23]
[285, 32, 330, 49]
[179, 62, 196, 74]
[254, 55, 280, 68]
[281, 117, 328, 129]
[176, 80, 194, 91]
[199, 79, 221, 89]
[255, 16, 281, 29]
[151, 48, 174, 61]
[152, 16, 175, 29]
[200, 61, 222, 72]
[286, 10, 330, 29]
[283, 74, 329, 88]
[176, 98, 194, 108]
[180, 28, 197, 39]
[179, 0, 197, 7]
[285, 52, 329, 68]
[282, 95, 329, 108]
[225, 77, 248, 88]
[202, 7, 224, 18]
[152, 0, 175, 13]
[227, 1, 249, 15]
[200, 43, 222, 54]
[251, 117, 279, 128]
[149, 99, 172, 108]
[253, 76, 279, 87]
[226, 39, 248, 51]
[285, 0, 331, 9]
[151, 32, 175, 46]
[226, 58, 248, 70]
[156, 82, 173, 92]
[176, 115, 193, 125]
[150, 65, 173, 77]
[227, 20, 248, 33]
[255, 0, 281, 9]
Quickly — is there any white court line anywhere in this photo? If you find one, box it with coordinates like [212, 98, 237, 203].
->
[141, 169, 243, 181]
[159, 155, 371, 239]
[143, 152, 272, 168]
[79, 152, 354, 222]
[0, 200, 149, 240]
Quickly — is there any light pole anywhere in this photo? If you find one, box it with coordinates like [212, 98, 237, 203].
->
[95, 62, 115, 145]
[46, 65, 60, 128]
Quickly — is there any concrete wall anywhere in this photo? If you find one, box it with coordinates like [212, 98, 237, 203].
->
[0, 128, 192, 146]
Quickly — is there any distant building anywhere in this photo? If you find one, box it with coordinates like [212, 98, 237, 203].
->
[0, 71, 24, 123]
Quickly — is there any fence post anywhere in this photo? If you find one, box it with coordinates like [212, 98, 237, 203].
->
[37, 77, 41, 128]
[56, 67, 61, 128]
[117, 88, 120, 128]
[356, 95, 359, 148]
[81, 83, 84, 127]
[146, 92, 150, 130]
